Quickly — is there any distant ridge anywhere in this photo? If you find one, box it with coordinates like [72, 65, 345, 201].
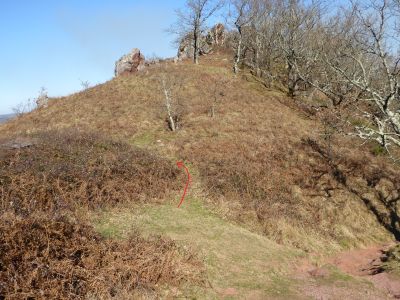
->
[0, 114, 15, 124]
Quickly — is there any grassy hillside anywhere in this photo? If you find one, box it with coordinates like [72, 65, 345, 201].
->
[1, 53, 399, 299]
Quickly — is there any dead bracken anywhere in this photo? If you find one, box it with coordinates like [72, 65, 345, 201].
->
[0, 212, 205, 299]
[0, 130, 203, 299]
[0, 129, 182, 215]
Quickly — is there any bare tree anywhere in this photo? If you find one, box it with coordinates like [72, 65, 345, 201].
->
[229, 0, 256, 73]
[248, 2, 272, 77]
[174, 0, 224, 64]
[227, 0, 275, 75]
[158, 68, 186, 132]
[314, 1, 400, 156]
[275, 0, 322, 97]
[79, 79, 91, 90]
[35, 87, 49, 108]
[346, 0, 400, 154]
[229, 0, 322, 92]
[13, 87, 48, 117]
[289, 7, 357, 106]
[293, 0, 400, 156]
[247, 0, 281, 81]
[167, 0, 400, 155]
[12, 98, 36, 117]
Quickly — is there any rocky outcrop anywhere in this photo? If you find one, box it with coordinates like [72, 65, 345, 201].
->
[177, 24, 226, 60]
[206, 23, 226, 46]
[114, 48, 145, 76]
[177, 36, 194, 60]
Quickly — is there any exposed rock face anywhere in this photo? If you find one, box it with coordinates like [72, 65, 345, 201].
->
[115, 48, 145, 76]
[177, 35, 195, 60]
[207, 23, 226, 46]
[177, 24, 226, 60]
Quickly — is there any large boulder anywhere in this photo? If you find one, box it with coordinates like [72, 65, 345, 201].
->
[177, 35, 195, 60]
[114, 48, 145, 76]
[177, 23, 226, 60]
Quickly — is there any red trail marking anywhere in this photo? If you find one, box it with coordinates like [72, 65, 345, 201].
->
[176, 161, 191, 208]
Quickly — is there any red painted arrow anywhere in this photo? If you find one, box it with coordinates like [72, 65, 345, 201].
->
[176, 161, 191, 208]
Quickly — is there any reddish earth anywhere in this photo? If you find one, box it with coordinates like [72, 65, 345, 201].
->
[330, 243, 400, 299]
[295, 243, 400, 299]
[329, 244, 391, 276]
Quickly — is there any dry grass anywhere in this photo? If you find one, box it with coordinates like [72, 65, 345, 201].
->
[0, 53, 397, 254]
[180, 134, 394, 251]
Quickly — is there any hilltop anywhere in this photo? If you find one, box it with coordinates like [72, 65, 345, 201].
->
[1, 52, 400, 299]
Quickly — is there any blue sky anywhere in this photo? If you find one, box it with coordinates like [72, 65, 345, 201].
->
[0, 0, 187, 114]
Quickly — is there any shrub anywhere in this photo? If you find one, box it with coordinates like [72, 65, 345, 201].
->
[0, 129, 181, 216]
[0, 212, 204, 299]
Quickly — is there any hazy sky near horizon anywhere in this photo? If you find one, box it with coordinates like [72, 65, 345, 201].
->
[0, 0, 188, 114]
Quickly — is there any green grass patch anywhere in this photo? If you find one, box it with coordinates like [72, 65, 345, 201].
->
[91, 198, 302, 299]
[130, 131, 156, 147]
[371, 143, 387, 157]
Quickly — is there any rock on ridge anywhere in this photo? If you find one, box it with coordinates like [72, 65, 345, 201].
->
[177, 23, 227, 60]
[115, 48, 146, 77]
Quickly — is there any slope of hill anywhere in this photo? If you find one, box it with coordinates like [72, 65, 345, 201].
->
[1, 53, 399, 299]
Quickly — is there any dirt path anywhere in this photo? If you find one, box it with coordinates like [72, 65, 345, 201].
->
[329, 244, 390, 276]
[330, 243, 400, 299]
[90, 172, 400, 299]
[294, 243, 400, 299]
[93, 197, 400, 299]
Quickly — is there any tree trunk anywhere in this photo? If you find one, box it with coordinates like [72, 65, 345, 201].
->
[162, 79, 176, 131]
[233, 27, 242, 74]
[254, 33, 261, 77]
[194, 23, 200, 65]
[287, 60, 297, 98]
